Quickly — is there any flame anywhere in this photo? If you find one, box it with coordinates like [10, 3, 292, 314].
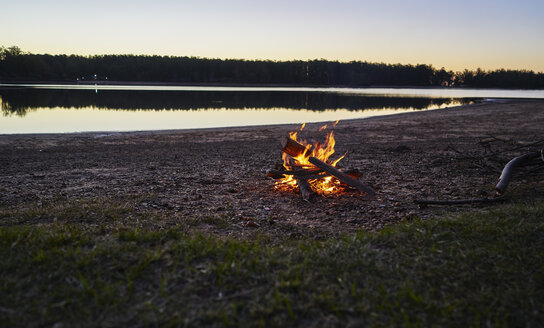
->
[277, 121, 346, 194]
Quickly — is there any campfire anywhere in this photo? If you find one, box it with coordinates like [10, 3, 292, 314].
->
[268, 122, 375, 200]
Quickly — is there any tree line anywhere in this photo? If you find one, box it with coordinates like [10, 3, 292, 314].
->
[1, 46, 543, 89]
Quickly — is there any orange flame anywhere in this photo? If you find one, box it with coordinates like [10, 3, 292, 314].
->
[277, 121, 346, 194]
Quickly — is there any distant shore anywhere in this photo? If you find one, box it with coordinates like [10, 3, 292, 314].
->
[2, 80, 544, 90]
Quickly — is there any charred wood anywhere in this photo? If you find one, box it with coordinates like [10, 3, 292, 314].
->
[267, 168, 323, 177]
[297, 173, 331, 180]
[296, 178, 315, 201]
[280, 136, 311, 158]
[308, 156, 376, 198]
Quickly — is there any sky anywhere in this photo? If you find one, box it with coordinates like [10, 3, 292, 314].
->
[1, 0, 543, 72]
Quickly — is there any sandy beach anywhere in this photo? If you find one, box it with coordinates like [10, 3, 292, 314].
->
[1, 100, 543, 237]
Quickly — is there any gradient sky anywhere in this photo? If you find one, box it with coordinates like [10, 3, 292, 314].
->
[1, 0, 543, 72]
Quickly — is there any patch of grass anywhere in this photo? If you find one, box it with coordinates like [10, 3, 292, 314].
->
[0, 200, 543, 327]
[0, 197, 135, 226]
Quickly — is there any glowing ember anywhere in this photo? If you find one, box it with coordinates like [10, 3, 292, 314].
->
[276, 121, 346, 194]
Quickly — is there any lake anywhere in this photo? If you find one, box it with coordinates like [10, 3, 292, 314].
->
[1, 84, 543, 134]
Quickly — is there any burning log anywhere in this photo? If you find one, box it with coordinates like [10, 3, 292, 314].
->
[273, 122, 375, 200]
[280, 136, 311, 158]
[308, 156, 376, 198]
[268, 168, 359, 180]
[495, 150, 542, 195]
[267, 168, 323, 178]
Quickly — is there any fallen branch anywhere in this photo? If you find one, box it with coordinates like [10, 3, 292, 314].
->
[308, 156, 376, 198]
[495, 151, 541, 195]
[415, 196, 505, 206]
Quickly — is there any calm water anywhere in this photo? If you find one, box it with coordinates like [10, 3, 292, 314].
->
[1, 84, 543, 134]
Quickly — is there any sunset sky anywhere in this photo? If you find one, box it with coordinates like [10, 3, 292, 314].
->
[1, 0, 543, 72]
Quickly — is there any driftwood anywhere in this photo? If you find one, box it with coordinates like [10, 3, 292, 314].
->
[419, 148, 542, 205]
[414, 196, 505, 206]
[495, 151, 541, 195]
[308, 156, 376, 198]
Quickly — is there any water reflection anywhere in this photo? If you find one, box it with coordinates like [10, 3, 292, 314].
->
[0, 88, 470, 117]
[0, 86, 476, 134]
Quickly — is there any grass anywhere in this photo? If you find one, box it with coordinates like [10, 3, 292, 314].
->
[0, 199, 543, 327]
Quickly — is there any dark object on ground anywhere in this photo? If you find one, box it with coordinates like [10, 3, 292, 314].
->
[496, 150, 542, 195]
[296, 178, 315, 201]
[392, 145, 411, 153]
[414, 196, 506, 206]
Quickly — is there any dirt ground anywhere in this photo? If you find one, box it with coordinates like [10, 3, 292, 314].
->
[1, 100, 543, 237]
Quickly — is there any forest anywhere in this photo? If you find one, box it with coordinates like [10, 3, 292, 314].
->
[1, 46, 543, 89]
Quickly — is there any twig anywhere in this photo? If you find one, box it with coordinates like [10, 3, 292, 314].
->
[526, 164, 544, 174]
[414, 196, 506, 206]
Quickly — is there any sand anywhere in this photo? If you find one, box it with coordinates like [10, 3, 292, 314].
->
[1, 100, 543, 237]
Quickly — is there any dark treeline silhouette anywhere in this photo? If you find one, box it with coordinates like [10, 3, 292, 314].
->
[0, 88, 469, 117]
[1, 46, 543, 88]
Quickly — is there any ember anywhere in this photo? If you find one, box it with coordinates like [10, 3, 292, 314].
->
[268, 122, 375, 200]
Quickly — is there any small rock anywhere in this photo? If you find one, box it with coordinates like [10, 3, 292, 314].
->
[245, 221, 260, 228]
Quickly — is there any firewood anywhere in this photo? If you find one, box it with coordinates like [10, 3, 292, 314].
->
[297, 173, 331, 180]
[280, 136, 311, 158]
[267, 168, 323, 177]
[343, 168, 361, 179]
[266, 170, 286, 179]
[308, 156, 376, 198]
[495, 151, 541, 195]
[296, 178, 315, 201]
